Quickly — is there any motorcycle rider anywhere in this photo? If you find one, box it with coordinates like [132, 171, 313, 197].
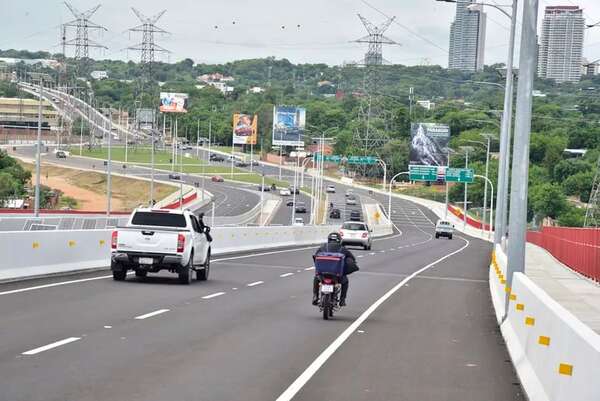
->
[312, 232, 359, 307]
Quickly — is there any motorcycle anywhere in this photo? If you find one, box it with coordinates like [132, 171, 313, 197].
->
[318, 274, 341, 320]
[314, 253, 345, 320]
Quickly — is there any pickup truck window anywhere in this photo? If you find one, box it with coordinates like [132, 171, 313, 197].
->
[131, 212, 187, 228]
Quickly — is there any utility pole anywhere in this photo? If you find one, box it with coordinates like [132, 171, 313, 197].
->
[34, 81, 43, 217]
[506, 0, 539, 314]
[107, 110, 113, 216]
[459, 146, 474, 228]
[62, 2, 107, 75]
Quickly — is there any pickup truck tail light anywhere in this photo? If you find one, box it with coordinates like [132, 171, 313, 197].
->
[361, 232, 368, 238]
[177, 233, 185, 253]
[111, 231, 118, 249]
[339, 231, 344, 237]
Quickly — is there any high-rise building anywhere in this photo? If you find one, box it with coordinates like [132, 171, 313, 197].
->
[538, 6, 585, 83]
[448, 0, 486, 72]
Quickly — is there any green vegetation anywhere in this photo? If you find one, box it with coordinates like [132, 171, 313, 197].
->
[4, 48, 599, 226]
[0, 150, 31, 202]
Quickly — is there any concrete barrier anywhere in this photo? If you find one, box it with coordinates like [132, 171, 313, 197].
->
[0, 224, 393, 282]
[490, 247, 600, 401]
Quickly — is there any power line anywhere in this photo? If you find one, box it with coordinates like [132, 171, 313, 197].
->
[127, 8, 170, 78]
[62, 2, 107, 74]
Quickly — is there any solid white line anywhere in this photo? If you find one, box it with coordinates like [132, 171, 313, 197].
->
[280, 273, 294, 278]
[275, 236, 470, 401]
[202, 292, 226, 299]
[0, 275, 112, 296]
[134, 309, 170, 320]
[247, 281, 264, 287]
[22, 337, 81, 356]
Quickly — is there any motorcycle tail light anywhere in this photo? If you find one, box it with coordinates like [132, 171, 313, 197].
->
[323, 278, 333, 284]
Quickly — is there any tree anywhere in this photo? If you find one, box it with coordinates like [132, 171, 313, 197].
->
[557, 206, 586, 227]
[530, 183, 567, 220]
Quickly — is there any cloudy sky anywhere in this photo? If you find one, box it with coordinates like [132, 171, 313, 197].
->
[3, 0, 600, 67]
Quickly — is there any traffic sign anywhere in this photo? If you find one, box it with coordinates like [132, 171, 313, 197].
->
[445, 168, 474, 183]
[409, 165, 438, 181]
[314, 153, 341, 163]
[347, 156, 377, 165]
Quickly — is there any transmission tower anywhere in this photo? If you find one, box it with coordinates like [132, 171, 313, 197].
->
[353, 14, 398, 66]
[127, 8, 170, 79]
[62, 2, 107, 74]
[584, 156, 600, 228]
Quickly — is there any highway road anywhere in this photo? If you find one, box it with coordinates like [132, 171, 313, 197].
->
[9, 146, 261, 218]
[0, 196, 523, 401]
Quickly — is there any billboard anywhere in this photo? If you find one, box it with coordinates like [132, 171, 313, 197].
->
[272, 106, 306, 147]
[136, 108, 155, 130]
[409, 122, 450, 167]
[232, 114, 258, 145]
[159, 92, 188, 113]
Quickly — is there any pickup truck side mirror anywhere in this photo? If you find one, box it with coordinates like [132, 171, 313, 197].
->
[204, 226, 211, 233]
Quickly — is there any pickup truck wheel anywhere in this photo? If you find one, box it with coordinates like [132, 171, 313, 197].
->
[178, 253, 193, 285]
[196, 251, 210, 281]
[448, 235, 453, 240]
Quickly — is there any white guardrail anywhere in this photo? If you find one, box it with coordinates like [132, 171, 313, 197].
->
[490, 245, 600, 401]
[0, 222, 393, 282]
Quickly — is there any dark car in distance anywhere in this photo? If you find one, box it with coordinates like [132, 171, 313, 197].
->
[329, 208, 341, 219]
[295, 202, 307, 213]
[349, 210, 362, 221]
[209, 154, 225, 162]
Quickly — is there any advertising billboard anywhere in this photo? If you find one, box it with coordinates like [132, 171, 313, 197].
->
[409, 122, 450, 167]
[272, 106, 306, 147]
[159, 92, 188, 113]
[232, 114, 258, 145]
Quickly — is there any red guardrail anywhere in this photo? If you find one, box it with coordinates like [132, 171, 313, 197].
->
[0, 209, 130, 215]
[447, 204, 492, 231]
[527, 227, 600, 283]
[161, 192, 198, 210]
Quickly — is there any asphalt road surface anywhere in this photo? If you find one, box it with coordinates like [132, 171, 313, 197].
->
[10, 146, 260, 218]
[0, 196, 523, 401]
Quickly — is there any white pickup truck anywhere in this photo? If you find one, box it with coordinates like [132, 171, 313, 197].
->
[111, 208, 212, 284]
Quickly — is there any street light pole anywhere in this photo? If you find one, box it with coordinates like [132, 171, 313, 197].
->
[506, 0, 539, 314]
[107, 110, 113, 217]
[459, 146, 474, 228]
[34, 81, 43, 217]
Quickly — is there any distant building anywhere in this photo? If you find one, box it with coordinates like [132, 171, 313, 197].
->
[416, 100, 436, 111]
[207, 81, 234, 95]
[0, 57, 59, 69]
[197, 73, 234, 83]
[532, 90, 547, 98]
[0, 97, 58, 129]
[90, 70, 109, 80]
[448, 0, 486, 72]
[538, 6, 585, 83]
[248, 86, 265, 94]
[582, 58, 599, 76]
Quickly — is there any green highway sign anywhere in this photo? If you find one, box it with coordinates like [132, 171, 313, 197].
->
[347, 156, 377, 165]
[409, 165, 439, 182]
[314, 153, 341, 163]
[445, 168, 474, 183]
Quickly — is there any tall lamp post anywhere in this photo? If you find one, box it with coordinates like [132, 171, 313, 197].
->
[459, 146, 474, 229]
[436, 0, 518, 246]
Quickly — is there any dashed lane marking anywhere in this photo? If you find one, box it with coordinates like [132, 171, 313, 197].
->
[22, 337, 81, 356]
[134, 309, 170, 320]
[247, 281, 264, 287]
[202, 292, 226, 299]
[280, 273, 294, 278]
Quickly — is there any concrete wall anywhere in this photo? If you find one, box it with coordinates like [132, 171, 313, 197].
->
[490, 246, 600, 401]
[0, 224, 392, 282]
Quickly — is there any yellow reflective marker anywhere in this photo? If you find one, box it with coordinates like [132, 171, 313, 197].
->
[68, 240, 76, 247]
[509, 294, 517, 301]
[504, 286, 511, 293]
[538, 336, 551, 346]
[525, 316, 535, 326]
[500, 279, 506, 284]
[558, 364, 573, 376]
[99, 240, 106, 246]
[516, 303, 525, 311]
[32, 242, 40, 249]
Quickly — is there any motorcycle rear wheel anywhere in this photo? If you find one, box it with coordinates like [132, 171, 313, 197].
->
[322, 293, 331, 320]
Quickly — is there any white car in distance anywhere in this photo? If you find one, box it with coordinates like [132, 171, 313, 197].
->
[280, 188, 291, 196]
[293, 217, 304, 226]
[339, 221, 372, 250]
[326, 185, 336, 193]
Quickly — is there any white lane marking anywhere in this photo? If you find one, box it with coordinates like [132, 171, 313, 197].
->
[232, 287, 238, 290]
[357, 255, 364, 258]
[247, 281, 264, 287]
[0, 275, 112, 296]
[275, 236, 471, 401]
[369, 252, 376, 256]
[202, 292, 226, 299]
[104, 325, 112, 329]
[304, 267, 315, 271]
[134, 309, 170, 320]
[0, 228, 401, 298]
[280, 273, 294, 277]
[22, 337, 81, 356]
